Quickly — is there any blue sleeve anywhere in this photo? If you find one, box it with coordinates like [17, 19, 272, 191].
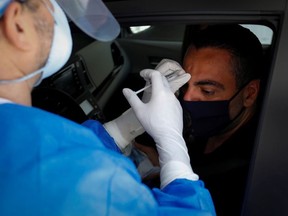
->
[0, 104, 215, 216]
[82, 120, 216, 215]
[82, 119, 121, 153]
[153, 179, 216, 216]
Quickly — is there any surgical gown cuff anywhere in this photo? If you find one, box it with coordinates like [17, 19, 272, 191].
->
[153, 179, 216, 215]
[82, 120, 121, 153]
[160, 161, 199, 189]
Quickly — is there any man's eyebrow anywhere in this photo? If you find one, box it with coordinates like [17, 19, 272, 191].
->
[194, 80, 225, 90]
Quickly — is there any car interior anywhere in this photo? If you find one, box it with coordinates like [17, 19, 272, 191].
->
[31, 0, 288, 214]
[32, 23, 274, 119]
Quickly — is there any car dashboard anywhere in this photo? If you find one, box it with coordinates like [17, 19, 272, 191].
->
[32, 39, 128, 124]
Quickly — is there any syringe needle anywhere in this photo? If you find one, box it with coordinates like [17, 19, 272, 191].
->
[135, 84, 151, 95]
[134, 70, 180, 95]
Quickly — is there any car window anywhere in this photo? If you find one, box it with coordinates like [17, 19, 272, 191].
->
[126, 24, 186, 42]
[241, 24, 273, 45]
[128, 24, 273, 45]
[130, 25, 151, 34]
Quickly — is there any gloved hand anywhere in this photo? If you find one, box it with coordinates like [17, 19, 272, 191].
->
[123, 70, 198, 189]
[104, 59, 190, 154]
[103, 108, 145, 153]
[141, 59, 190, 102]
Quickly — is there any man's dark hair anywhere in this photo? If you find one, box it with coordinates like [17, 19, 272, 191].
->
[186, 24, 264, 88]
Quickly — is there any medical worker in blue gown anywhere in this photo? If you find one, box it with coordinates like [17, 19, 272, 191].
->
[0, 0, 215, 215]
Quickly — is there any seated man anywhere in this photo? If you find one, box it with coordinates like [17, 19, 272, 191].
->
[134, 24, 264, 216]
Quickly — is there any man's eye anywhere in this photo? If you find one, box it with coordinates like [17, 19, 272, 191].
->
[201, 89, 215, 96]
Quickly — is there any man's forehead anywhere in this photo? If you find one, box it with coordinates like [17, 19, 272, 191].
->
[185, 46, 235, 79]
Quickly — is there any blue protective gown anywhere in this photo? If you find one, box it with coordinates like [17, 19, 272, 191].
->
[0, 103, 215, 216]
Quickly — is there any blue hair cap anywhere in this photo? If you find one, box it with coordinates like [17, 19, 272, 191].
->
[0, 0, 11, 18]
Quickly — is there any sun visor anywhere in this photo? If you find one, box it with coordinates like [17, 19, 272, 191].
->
[56, 0, 120, 41]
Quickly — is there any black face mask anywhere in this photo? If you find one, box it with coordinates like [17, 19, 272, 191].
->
[181, 87, 245, 138]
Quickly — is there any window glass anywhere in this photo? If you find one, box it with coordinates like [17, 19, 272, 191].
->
[130, 26, 151, 34]
[129, 24, 273, 45]
[241, 24, 273, 45]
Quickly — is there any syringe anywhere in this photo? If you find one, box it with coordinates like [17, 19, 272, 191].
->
[135, 71, 179, 95]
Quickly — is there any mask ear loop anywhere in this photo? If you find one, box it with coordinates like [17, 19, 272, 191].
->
[31, 0, 57, 86]
[0, 68, 44, 85]
[219, 81, 253, 135]
[228, 81, 249, 102]
[41, 0, 56, 24]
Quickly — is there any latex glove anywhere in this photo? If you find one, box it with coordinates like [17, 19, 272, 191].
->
[104, 59, 190, 153]
[103, 108, 145, 153]
[123, 70, 198, 189]
[141, 59, 190, 103]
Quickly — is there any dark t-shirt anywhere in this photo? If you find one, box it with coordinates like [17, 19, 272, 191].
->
[185, 114, 259, 216]
[136, 113, 259, 216]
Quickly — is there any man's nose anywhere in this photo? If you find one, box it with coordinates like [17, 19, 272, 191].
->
[183, 86, 201, 101]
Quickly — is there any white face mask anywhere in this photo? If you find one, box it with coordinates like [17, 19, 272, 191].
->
[0, 0, 72, 86]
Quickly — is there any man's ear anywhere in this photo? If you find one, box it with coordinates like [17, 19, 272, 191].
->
[2, 2, 32, 51]
[243, 79, 260, 107]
